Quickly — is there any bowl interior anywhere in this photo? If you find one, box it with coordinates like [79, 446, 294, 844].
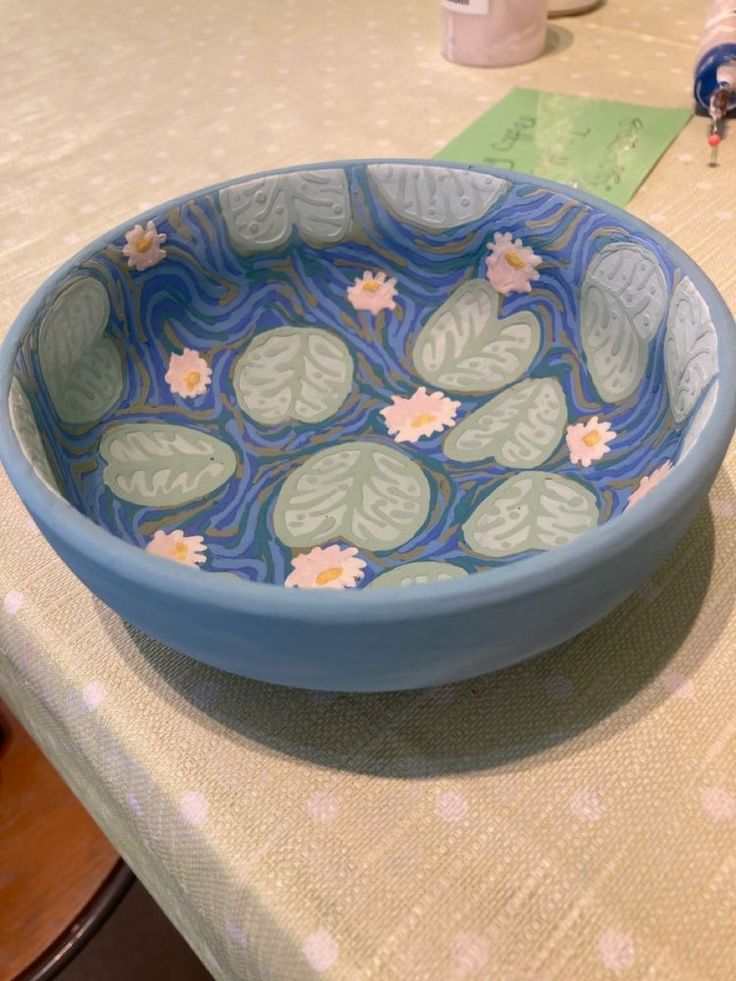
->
[7, 162, 721, 590]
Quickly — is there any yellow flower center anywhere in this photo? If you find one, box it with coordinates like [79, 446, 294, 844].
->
[583, 430, 602, 447]
[315, 566, 343, 586]
[135, 230, 156, 253]
[185, 370, 202, 391]
[411, 412, 436, 428]
[504, 250, 526, 270]
[362, 279, 382, 293]
[171, 541, 190, 562]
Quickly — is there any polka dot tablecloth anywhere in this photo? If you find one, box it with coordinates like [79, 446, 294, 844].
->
[2, 2, 736, 978]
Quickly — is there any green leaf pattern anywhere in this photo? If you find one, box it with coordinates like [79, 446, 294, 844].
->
[413, 280, 541, 394]
[273, 441, 431, 551]
[39, 277, 124, 425]
[444, 377, 566, 466]
[101, 423, 237, 507]
[233, 327, 353, 426]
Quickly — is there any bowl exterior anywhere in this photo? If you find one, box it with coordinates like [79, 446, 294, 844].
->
[2, 160, 735, 691]
[26, 463, 712, 691]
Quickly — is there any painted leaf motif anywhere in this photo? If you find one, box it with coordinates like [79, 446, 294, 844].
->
[289, 169, 352, 245]
[366, 164, 509, 230]
[273, 440, 431, 551]
[463, 471, 599, 558]
[219, 168, 351, 251]
[233, 327, 353, 426]
[580, 242, 667, 402]
[413, 279, 541, 394]
[101, 423, 237, 507]
[679, 380, 718, 461]
[9, 378, 60, 493]
[444, 377, 566, 466]
[367, 561, 468, 588]
[39, 278, 124, 425]
[665, 276, 718, 423]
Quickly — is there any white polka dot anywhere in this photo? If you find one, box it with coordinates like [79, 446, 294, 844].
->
[3, 590, 24, 615]
[716, 210, 733, 221]
[436, 790, 468, 822]
[303, 929, 338, 973]
[308, 790, 340, 823]
[677, 152, 694, 164]
[608, 52, 621, 61]
[82, 680, 107, 710]
[542, 672, 574, 702]
[696, 181, 712, 191]
[225, 920, 248, 947]
[670, 66, 683, 75]
[80, 203, 95, 215]
[619, 70, 633, 77]
[452, 933, 489, 974]
[180, 790, 208, 825]
[126, 792, 143, 816]
[649, 213, 666, 225]
[661, 671, 695, 699]
[599, 929, 635, 973]
[570, 789, 604, 822]
[700, 787, 735, 822]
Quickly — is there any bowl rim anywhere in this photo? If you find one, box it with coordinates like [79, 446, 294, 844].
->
[1, 158, 735, 625]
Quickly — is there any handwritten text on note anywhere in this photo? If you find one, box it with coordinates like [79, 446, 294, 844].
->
[434, 88, 691, 207]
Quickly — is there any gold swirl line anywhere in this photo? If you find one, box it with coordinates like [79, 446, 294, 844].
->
[163, 320, 183, 351]
[525, 200, 582, 231]
[413, 229, 478, 255]
[219, 393, 244, 434]
[205, 522, 242, 539]
[126, 344, 151, 405]
[70, 459, 98, 480]
[590, 224, 631, 241]
[188, 200, 219, 244]
[115, 403, 219, 422]
[165, 206, 195, 243]
[356, 353, 387, 393]
[598, 490, 615, 523]
[138, 496, 215, 536]
[557, 351, 601, 413]
[542, 209, 591, 253]
[268, 256, 319, 307]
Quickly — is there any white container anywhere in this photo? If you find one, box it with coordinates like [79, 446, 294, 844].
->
[441, 0, 548, 68]
[548, 0, 598, 15]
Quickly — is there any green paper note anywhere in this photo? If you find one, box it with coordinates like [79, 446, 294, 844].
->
[434, 87, 691, 207]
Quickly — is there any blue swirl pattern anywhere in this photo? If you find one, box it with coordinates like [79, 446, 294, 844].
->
[15, 166, 689, 585]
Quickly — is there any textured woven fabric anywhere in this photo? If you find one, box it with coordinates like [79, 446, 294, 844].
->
[1, 1, 735, 978]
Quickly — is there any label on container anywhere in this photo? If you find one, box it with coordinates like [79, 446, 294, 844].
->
[443, 0, 489, 14]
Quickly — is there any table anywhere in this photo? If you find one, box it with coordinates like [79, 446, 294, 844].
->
[1, 1, 735, 978]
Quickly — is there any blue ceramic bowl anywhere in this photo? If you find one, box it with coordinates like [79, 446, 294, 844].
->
[2, 161, 735, 691]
